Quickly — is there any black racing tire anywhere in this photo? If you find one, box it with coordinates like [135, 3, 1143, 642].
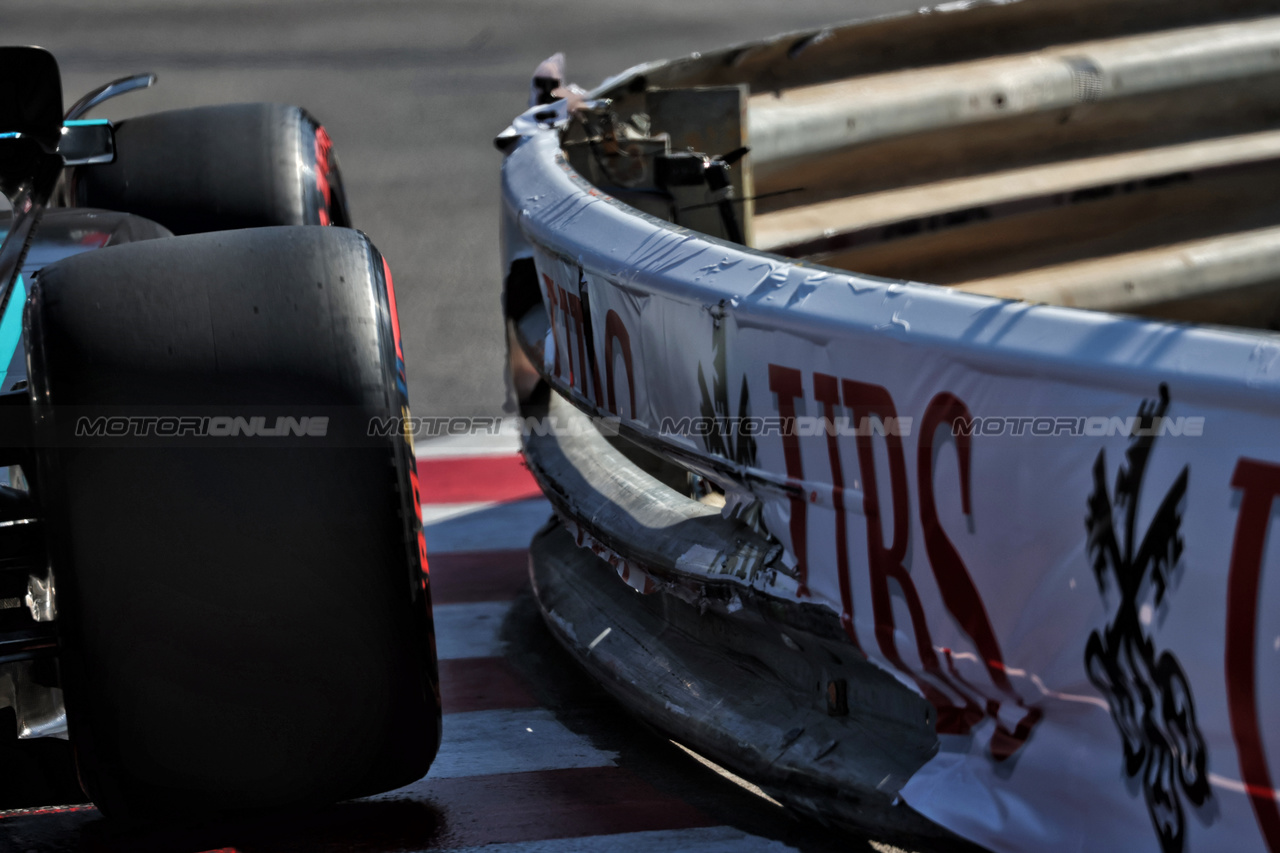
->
[69, 103, 351, 235]
[24, 226, 437, 820]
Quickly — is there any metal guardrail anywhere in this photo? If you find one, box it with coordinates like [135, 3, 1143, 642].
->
[500, 3, 1280, 851]
[748, 17, 1280, 165]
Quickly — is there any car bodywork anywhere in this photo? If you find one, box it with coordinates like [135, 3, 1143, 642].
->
[499, 1, 1280, 851]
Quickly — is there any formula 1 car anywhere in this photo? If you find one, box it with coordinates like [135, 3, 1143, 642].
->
[0, 47, 439, 819]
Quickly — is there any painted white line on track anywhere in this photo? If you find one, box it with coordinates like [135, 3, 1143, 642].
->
[423, 498, 553, 554]
[434, 601, 512, 660]
[422, 501, 501, 525]
[432, 825, 802, 852]
[426, 708, 617, 779]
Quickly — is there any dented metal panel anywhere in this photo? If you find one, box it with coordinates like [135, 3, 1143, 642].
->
[499, 3, 1280, 852]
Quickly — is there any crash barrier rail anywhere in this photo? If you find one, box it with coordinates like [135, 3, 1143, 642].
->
[747, 16, 1280, 169]
[501, 1, 1280, 850]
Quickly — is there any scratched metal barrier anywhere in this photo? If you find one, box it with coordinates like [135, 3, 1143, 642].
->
[498, 1, 1280, 851]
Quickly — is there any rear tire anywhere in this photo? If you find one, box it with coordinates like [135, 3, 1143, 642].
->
[25, 226, 436, 819]
[70, 103, 351, 234]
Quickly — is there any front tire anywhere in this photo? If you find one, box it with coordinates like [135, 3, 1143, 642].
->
[25, 226, 436, 819]
[70, 103, 351, 234]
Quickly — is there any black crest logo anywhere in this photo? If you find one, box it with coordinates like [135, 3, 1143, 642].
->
[697, 304, 756, 467]
[1084, 384, 1211, 853]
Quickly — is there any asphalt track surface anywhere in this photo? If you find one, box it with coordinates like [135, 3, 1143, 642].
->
[0, 2, 963, 851]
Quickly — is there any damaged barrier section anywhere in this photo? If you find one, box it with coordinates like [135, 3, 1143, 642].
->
[499, 1, 1280, 851]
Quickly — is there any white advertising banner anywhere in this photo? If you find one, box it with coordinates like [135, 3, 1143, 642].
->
[505, 115, 1280, 853]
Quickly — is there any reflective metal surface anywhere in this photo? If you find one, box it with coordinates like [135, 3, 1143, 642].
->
[57, 121, 114, 167]
[63, 73, 156, 121]
[25, 570, 55, 623]
[0, 661, 68, 740]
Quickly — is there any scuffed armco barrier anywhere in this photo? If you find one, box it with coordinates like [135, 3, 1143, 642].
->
[498, 2, 1280, 851]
